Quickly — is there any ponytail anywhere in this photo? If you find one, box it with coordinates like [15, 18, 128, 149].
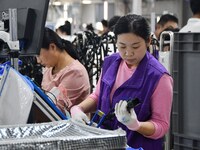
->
[61, 39, 79, 60]
[42, 27, 79, 60]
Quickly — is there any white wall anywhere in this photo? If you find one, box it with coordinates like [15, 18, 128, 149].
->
[114, 0, 127, 16]
[142, 0, 183, 27]
[81, 4, 95, 25]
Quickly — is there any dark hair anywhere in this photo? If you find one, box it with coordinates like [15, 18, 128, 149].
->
[190, 0, 200, 15]
[42, 27, 78, 60]
[56, 21, 71, 35]
[86, 23, 94, 32]
[64, 20, 71, 35]
[57, 25, 68, 34]
[114, 14, 150, 42]
[158, 14, 178, 27]
[101, 19, 108, 27]
[108, 15, 121, 31]
[158, 27, 180, 41]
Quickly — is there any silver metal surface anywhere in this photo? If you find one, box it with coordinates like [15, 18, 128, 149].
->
[0, 119, 126, 150]
[159, 31, 174, 73]
[159, 31, 174, 150]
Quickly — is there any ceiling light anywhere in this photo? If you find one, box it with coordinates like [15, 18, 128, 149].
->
[53, 1, 62, 6]
[82, 0, 92, 4]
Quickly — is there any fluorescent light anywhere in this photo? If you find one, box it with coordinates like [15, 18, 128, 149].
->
[53, 1, 62, 6]
[82, 0, 92, 4]
[104, 0, 108, 20]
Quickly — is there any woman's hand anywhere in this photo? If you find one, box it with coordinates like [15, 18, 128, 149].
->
[70, 105, 90, 124]
[115, 100, 140, 130]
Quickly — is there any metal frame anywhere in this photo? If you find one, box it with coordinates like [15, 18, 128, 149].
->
[159, 31, 174, 150]
[159, 31, 174, 73]
[26, 76, 68, 121]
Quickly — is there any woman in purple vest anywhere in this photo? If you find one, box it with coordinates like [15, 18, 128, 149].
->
[70, 14, 173, 150]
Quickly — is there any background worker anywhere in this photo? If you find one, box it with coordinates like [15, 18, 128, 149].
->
[154, 13, 179, 39]
[37, 27, 90, 113]
[179, 0, 200, 32]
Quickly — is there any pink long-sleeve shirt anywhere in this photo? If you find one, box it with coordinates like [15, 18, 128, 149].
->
[42, 60, 90, 112]
[89, 60, 173, 139]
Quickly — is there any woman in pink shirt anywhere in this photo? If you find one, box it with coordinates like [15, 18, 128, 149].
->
[36, 27, 90, 114]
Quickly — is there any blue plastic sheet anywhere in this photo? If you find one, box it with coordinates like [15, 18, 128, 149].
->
[126, 147, 143, 150]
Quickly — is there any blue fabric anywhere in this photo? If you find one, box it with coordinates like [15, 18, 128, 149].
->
[126, 147, 143, 150]
[97, 52, 169, 150]
[0, 60, 22, 75]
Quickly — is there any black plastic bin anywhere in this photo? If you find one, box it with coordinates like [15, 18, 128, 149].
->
[173, 133, 200, 150]
[172, 33, 200, 149]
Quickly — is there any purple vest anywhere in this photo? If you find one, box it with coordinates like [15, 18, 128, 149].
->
[97, 52, 169, 150]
